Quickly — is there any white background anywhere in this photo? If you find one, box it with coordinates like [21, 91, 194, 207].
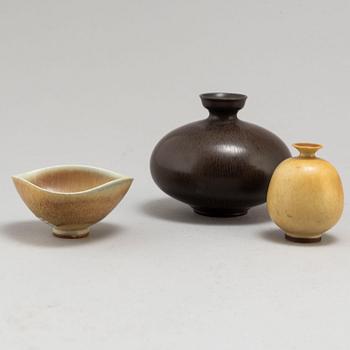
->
[0, 0, 349, 349]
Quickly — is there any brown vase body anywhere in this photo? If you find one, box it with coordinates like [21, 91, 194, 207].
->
[150, 93, 291, 217]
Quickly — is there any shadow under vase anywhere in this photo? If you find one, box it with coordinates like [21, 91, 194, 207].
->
[260, 228, 338, 246]
[139, 197, 271, 225]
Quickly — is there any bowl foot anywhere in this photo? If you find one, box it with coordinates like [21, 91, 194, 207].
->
[192, 207, 248, 217]
[285, 234, 321, 243]
[52, 227, 90, 239]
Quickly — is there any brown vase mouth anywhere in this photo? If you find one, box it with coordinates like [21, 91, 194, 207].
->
[200, 92, 247, 101]
[200, 92, 247, 112]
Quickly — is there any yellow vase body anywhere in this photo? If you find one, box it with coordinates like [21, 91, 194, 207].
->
[267, 143, 344, 242]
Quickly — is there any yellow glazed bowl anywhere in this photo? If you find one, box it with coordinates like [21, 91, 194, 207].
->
[12, 165, 133, 238]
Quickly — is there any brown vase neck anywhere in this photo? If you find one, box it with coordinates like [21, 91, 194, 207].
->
[208, 110, 238, 121]
[293, 143, 323, 158]
[200, 92, 247, 121]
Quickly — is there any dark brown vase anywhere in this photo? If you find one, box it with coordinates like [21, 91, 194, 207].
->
[150, 93, 291, 217]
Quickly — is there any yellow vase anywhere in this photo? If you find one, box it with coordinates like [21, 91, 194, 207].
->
[267, 143, 344, 243]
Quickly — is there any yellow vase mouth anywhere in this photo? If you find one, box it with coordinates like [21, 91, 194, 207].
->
[293, 142, 323, 158]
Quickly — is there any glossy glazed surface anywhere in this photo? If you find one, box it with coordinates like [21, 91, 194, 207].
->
[151, 93, 291, 216]
[12, 165, 133, 238]
[267, 143, 344, 242]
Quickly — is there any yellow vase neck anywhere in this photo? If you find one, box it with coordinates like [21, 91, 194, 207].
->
[293, 143, 323, 158]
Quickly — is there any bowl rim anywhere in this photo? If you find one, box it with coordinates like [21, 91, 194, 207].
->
[12, 164, 133, 196]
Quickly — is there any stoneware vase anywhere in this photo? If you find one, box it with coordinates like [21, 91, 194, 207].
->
[267, 143, 344, 243]
[150, 92, 291, 217]
[12, 165, 133, 238]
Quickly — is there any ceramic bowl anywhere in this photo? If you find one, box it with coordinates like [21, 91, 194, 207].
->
[12, 165, 133, 238]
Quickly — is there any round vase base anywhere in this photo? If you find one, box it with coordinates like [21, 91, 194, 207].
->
[53, 227, 90, 239]
[193, 207, 248, 218]
[285, 234, 321, 243]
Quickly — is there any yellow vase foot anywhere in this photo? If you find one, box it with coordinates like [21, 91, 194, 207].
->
[285, 234, 321, 243]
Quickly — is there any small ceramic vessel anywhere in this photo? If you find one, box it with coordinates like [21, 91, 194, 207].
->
[12, 165, 133, 238]
[267, 143, 344, 243]
[150, 92, 291, 217]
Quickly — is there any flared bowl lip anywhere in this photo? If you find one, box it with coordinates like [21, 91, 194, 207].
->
[200, 92, 247, 101]
[12, 164, 133, 196]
